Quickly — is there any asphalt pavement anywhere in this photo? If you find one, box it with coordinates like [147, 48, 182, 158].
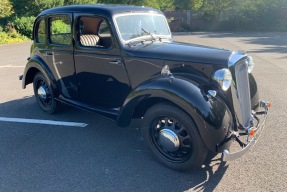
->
[0, 32, 286, 192]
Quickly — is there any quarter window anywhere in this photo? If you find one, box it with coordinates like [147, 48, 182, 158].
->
[98, 20, 111, 36]
[49, 16, 71, 45]
[36, 19, 45, 43]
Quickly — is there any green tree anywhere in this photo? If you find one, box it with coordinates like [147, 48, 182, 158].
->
[0, 0, 14, 18]
[64, 0, 97, 5]
[152, 0, 174, 10]
[98, 0, 148, 6]
[174, 0, 203, 10]
[197, 0, 287, 30]
[13, 16, 35, 37]
[199, 0, 231, 18]
[98, 0, 174, 10]
[10, 0, 64, 17]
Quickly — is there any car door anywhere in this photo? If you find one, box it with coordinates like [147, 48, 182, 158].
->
[45, 13, 78, 99]
[74, 15, 131, 108]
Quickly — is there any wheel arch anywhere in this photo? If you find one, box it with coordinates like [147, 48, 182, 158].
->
[22, 56, 58, 94]
[117, 76, 234, 152]
[131, 97, 202, 136]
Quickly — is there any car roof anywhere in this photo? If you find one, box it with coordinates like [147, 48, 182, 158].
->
[38, 4, 162, 17]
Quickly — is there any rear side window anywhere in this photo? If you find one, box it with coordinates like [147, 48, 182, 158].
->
[36, 19, 45, 43]
[49, 16, 71, 45]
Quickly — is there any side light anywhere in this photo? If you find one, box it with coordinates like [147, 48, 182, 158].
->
[248, 129, 255, 136]
[247, 56, 254, 73]
[213, 68, 232, 91]
[161, 65, 171, 76]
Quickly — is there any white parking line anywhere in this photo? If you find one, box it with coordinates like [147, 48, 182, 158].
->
[0, 65, 25, 68]
[0, 117, 88, 127]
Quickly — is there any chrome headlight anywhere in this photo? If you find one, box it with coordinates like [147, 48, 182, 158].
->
[213, 68, 232, 91]
[247, 56, 254, 73]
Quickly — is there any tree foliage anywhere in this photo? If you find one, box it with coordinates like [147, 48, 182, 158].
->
[10, 0, 64, 16]
[199, 0, 287, 19]
[10, 0, 97, 17]
[174, 0, 203, 10]
[8, 0, 287, 18]
[98, 0, 174, 10]
[64, 0, 97, 5]
[0, 0, 14, 18]
[1, 0, 287, 41]
[13, 16, 35, 37]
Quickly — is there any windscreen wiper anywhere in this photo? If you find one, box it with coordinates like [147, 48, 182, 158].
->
[141, 28, 156, 40]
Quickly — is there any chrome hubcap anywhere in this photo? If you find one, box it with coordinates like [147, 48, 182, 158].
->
[151, 116, 193, 162]
[38, 86, 47, 101]
[158, 129, 180, 152]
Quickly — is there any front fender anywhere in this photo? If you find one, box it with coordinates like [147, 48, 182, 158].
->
[117, 76, 234, 152]
[22, 56, 57, 91]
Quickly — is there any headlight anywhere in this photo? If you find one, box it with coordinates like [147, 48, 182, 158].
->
[213, 68, 232, 91]
[247, 56, 254, 73]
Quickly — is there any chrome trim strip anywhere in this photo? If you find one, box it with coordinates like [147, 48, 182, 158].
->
[222, 137, 255, 161]
[228, 51, 247, 68]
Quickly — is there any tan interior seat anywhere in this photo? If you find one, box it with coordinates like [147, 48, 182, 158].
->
[80, 34, 100, 47]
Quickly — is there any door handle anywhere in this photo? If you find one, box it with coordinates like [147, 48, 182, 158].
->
[109, 60, 122, 65]
[46, 52, 54, 56]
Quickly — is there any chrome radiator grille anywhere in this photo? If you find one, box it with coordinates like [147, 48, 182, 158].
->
[229, 53, 252, 129]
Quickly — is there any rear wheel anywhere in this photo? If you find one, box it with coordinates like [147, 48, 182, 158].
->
[141, 103, 208, 171]
[33, 72, 58, 114]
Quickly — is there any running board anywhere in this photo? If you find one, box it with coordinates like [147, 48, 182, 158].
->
[56, 96, 120, 121]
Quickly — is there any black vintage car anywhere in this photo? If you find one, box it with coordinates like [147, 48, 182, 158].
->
[21, 4, 270, 171]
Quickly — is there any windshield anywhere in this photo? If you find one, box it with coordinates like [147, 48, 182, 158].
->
[114, 13, 171, 43]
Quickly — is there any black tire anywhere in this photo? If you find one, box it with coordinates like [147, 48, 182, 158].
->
[33, 72, 58, 114]
[141, 102, 208, 171]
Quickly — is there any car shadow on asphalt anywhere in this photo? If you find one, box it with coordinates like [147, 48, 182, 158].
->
[191, 153, 229, 191]
[0, 97, 228, 192]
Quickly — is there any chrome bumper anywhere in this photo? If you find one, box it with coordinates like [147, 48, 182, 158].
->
[222, 101, 270, 161]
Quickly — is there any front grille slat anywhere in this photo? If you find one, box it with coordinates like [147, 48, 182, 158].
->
[228, 52, 252, 129]
[234, 61, 252, 128]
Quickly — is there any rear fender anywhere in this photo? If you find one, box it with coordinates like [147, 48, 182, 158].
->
[117, 76, 233, 152]
[22, 56, 57, 93]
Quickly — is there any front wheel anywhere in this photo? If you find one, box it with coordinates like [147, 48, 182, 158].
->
[33, 72, 58, 114]
[141, 103, 208, 171]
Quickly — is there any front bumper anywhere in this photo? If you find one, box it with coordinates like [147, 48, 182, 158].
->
[222, 100, 270, 161]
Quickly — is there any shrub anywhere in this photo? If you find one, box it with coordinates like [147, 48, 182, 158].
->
[0, 31, 29, 45]
[51, 18, 70, 34]
[13, 16, 35, 38]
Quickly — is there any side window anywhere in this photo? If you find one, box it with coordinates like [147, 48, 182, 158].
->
[78, 16, 112, 49]
[49, 16, 71, 45]
[36, 19, 45, 43]
[98, 20, 111, 37]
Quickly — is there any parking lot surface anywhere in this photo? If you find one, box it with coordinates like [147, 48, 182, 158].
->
[0, 32, 286, 191]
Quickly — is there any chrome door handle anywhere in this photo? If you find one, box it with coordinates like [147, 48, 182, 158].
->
[45, 52, 54, 56]
[109, 60, 122, 65]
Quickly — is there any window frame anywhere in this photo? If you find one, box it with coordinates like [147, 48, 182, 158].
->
[76, 15, 114, 50]
[113, 12, 172, 44]
[34, 17, 46, 44]
[98, 20, 112, 38]
[48, 14, 72, 46]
